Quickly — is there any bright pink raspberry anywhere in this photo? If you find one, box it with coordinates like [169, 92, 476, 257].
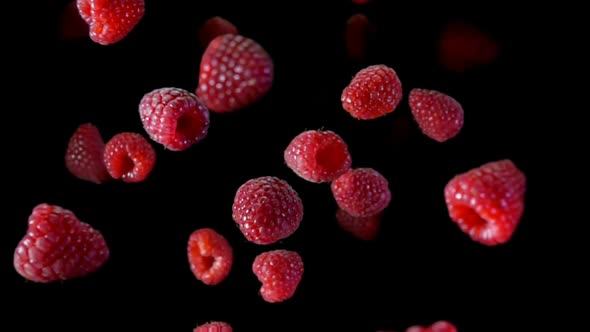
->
[14, 203, 109, 283]
[232, 176, 303, 245]
[196, 34, 274, 113]
[336, 208, 382, 240]
[194, 321, 233, 332]
[139, 87, 210, 151]
[284, 129, 352, 183]
[444, 159, 526, 246]
[409, 88, 464, 142]
[406, 321, 458, 332]
[103, 132, 156, 183]
[341, 64, 403, 120]
[252, 249, 304, 303]
[187, 228, 233, 285]
[77, 0, 145, 45]
[199, 16, 238, 48]
[331, 168, 391, 217]
[65, 123, 111, 184]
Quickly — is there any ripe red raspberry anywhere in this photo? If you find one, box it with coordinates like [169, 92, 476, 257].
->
[194, 321, 233, 332]
[60, 1, 89, 41]
[284, 129, 352, 183]
[232, 176, 303, 245]
[199, 16, 238, 49]
[196, 34, 274, 113]
[77, 0, 145, 45]
[139, 87, 210, 151]
[336, 208, 382, 240]
[103, 132, 156, 183]
[187, 228, 233, 286]
[341, 64, 403, 120]
[14, 203, 109, 283]
[252, 249, 304, 303]
[406, 320, 457, 332]
[65, 123, 111, 184]
[331, 168, 391, 217]
[409, 88, 464, 142]
[345, 13, 374, 61]
[444, 159, 526, 246]
[438, 21, 499, 73]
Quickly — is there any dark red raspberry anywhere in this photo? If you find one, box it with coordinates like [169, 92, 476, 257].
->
[232, 176, 303, 245]
[341, 64, 403, 120]
[196, 34, 274, 113]
[14, 203, 109, 283]
[199, 16, 238, 49]
[409, 88, 464, 142]
[438, 21, 499, 73]
[331, 168, 391, 217]
[59, 1, 89, 41]
[194, 321, 233, 332]
[406, 321, 458, 332]
[252, 249, 304, 303]
[345, 13, 375, 61]
[103, 132, 156, 183]
[444, 159, 526, 246]
[65, 123, 111, 184]
[284, 129, 352, 183]
[187, 228, 233, 286]
[77, 0, 145, 45]
[336, 208, 382, 240]
[139, 87, 210, 151]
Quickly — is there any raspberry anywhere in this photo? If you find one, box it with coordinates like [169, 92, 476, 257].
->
[406, 321, 457, 332]
[444, 159, 526, 246]
[60, 1, 89, 41]
[438, 21, 499, 73]
[187, 228, 233, 286]
[194, 321, 233, 332]
[252, 249, 304, 303]
[196, 34, 274, 113]
[409, 88, 464, 142]
[232, 176, 303, 245]
[284, 129, 352, 183]
[331, 168, 391, 217]
[336, 208, 381, 240]
[139, 87, 210, 151]
[14, 203, 109, 283]
[77, 0, 145, 45]
[341, 64, 403, 120]
[199, 16, 238, 49]
[352, 0, 371, 3]
[345, 13, 374, 61]
[103, 132, 156, 183]
[65, 123, 111, 184]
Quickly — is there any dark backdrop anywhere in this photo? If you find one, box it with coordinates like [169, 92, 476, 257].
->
[6, 1, 544, 331]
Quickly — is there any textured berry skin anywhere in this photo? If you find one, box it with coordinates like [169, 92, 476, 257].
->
[199, 17, 238, 48]
[406, 321, 458, 332]
[409, 88, 464, 142]
[103, 132, 156, 183]
[345, 13, 374, 61]
[187, 228, 233, 285]
[444, 159, 526, 246]
[139, 87, 210, 151]
[284, 130, 352, 183]
[341, 64, 403, 120]
[252, 250, 304, 303]
[194, 321, 233, 332]
[331, 168, 391, 217]
[77, 0, 145, 45]
[65, 123, 111, 184]
[336, 208, 381, 240]
[14, 204, 109, 283]
[438, 21, 498, 73]
[232, 176, 303, 245]
[196, 34, 274, 113]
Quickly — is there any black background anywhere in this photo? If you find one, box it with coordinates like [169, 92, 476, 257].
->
[5, 1, 545, 331]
